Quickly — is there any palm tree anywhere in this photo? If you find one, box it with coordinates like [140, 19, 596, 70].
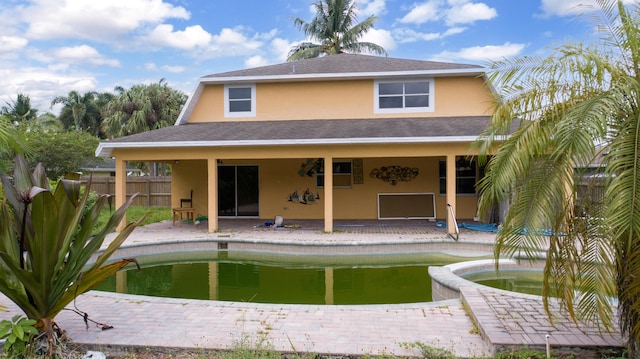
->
[1, 93, 38, 123]
[287, 0, 386, 61]
[0, 116, 25, 173]
[51, 90, 100, 134]
[101, 79, 187, 138]
[473, 0, 640, 355]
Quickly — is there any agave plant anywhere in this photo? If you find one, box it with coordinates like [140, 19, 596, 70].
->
[0, 155, 143, 351]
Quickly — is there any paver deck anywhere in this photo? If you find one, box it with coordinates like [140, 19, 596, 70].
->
[0, 219, 625, 357]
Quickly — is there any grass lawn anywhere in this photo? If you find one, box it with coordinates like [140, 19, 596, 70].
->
[92, 206, 172, 235]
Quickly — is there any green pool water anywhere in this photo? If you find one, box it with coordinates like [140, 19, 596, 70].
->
[94, 251, 479, 305]
[461, 269, 546, 296]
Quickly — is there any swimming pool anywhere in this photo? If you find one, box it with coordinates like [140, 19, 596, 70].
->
[95, 240, 495, 305]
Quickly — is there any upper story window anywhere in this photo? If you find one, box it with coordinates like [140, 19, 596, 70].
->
[374, 80, 434, 114]
[224, 84, 256, 117]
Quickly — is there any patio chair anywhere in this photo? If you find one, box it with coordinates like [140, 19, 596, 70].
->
[180, 190, 193, 208]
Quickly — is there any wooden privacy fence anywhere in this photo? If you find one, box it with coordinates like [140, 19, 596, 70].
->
[82, 176, 172, 207]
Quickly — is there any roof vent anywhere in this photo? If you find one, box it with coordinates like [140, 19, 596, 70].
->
[292, 64, 296, 73]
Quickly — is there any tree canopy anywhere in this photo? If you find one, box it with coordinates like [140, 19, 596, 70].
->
[287, 0, 386, 61]
[51, 90, 106, 137]
[101, 79, 187, 138]
[1, 93, 37, 123]
[474, 0, 640, 355]
[22, 130, 99, 179]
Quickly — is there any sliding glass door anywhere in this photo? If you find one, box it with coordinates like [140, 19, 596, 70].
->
[218, 165, 259, 217]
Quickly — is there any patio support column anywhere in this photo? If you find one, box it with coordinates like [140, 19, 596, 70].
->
[115, 158, 127, 231]
[323, 156, 333, 233]
[207, 157, 219, 232]
[446, 154, 457, 236]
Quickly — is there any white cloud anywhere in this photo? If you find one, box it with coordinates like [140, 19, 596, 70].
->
[400, 1, 442, 25]
[400, 1, 496, 26]
[445, 1, 497, 25]
[21, 0, 190, 41]
[145, 24, 212, 50]
[0, 65, 97, 112]
[393, 28, 441, 43]
[538, 0, 594, 17]
[162, 65, 185, 73]
[144, 63, 158, 71]
[271, 38, 297, 62]
[143, 62, 184, 73]
[430, 42, 526, 62]
[443, 27, 466, 37]
[199, 27, 273, 58]
[0, 36, 28, 53]
[357, 0, 387, 16]
[245, 55, 269, 68]
[361, 28, 396, 51]
[51, 45, 121, 67]
[392, 26, 464, 43]
[537, 0, 634, 17]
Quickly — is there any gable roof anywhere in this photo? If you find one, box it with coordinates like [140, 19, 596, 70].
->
[96, 116, 492, 157]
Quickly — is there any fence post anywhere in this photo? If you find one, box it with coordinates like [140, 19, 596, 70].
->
[147, 177, 151, 207]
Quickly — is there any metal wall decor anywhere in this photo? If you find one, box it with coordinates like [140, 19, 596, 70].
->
[298, 159, 324, 177]
[287, 188, 320, 204]
[369, 166, 419, 185]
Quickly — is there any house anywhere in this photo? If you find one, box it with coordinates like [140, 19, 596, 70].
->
[96, 54, 497, 235]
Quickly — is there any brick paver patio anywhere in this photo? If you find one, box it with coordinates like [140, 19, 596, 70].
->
[0, 219, 625, 357]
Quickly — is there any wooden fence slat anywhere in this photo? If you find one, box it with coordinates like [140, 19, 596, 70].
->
[82, 176, 171, 208]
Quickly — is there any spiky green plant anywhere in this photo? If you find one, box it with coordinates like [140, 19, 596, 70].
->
[0, 154, 143, 353]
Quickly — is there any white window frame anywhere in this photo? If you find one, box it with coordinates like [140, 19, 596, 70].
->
[374, 79, 434, 114]
[224, 84, 256, 118]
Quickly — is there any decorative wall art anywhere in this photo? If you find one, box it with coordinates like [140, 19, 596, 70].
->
[369, 166, 419, 185]
[298, 159, 324, 177]
[287, 188, 320, 204]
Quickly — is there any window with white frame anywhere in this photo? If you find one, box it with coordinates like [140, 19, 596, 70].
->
[374, 80, 433, 114]
[224, 84, 256, 117]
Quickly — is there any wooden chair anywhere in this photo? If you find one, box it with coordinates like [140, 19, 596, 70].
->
[180, 190, 193, 208]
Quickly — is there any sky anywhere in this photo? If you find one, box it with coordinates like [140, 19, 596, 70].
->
[0, 0, 615, 114]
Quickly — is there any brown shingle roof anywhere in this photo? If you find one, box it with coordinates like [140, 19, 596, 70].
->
[106, 116, 490, 144]
[205, 53, 483, 78]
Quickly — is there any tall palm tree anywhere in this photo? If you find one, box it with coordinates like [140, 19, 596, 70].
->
[51, 90, 100, 134]
[287, 0, 386, 61]
[473, 0, 640, 355]
[101, 79, 187, 138]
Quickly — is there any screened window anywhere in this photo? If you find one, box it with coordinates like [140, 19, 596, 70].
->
[317, 161, 352, 188]
[438, 157, 485, 195]
[375, 80, 433, 113]
[224, 84, 256, 117]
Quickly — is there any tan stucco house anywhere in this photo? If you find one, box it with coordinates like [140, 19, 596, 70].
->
[96, 54, 496, 235]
